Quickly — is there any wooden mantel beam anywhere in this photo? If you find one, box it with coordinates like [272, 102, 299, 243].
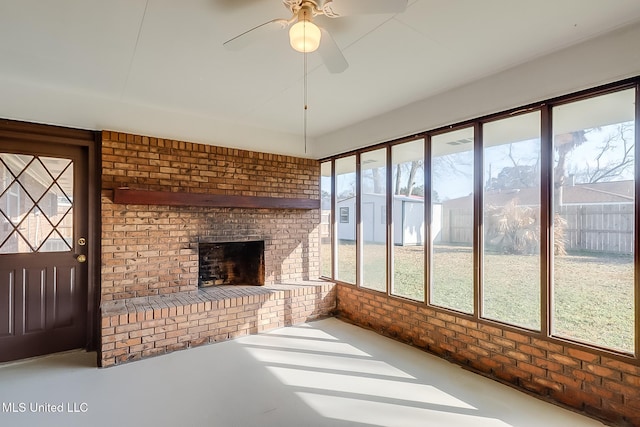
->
[112, 188, 319, 210]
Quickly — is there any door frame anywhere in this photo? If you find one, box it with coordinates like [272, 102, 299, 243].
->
[0, 118, 100, 356]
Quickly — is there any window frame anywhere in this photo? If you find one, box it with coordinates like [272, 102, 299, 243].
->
[478, 110, 544, 331]
[319, 76, 640, 361]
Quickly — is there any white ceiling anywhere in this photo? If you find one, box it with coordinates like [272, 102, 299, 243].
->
[1, 0, 640, 159]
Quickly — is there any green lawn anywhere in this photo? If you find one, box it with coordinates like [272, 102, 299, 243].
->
[322, 242, 634, 352]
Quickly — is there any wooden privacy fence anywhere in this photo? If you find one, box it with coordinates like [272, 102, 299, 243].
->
[558, 203, 633, 254]
[441, 208, 473, 244]
[441, 203, 634, 254]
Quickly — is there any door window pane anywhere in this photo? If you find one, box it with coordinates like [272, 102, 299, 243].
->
[482, 112, 541, 330]
[552, 89, 635, 352]
[320, 161, 332, 278]
[0, 154, 74, 254]
[430, 128, 474, 313]
[392, 140, 425, 301]
[335, 156, 356, 284]
[361, 149, 387, 292]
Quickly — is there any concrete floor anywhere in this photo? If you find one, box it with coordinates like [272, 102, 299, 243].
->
[0, 318, 605, 427]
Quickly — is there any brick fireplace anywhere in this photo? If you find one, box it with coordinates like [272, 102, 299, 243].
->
[99, 131, 335, 367]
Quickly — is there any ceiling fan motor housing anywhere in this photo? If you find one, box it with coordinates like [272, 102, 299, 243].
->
[284, 1, 322, 16]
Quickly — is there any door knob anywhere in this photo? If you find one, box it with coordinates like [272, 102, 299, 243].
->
[76, 254, 87, 263]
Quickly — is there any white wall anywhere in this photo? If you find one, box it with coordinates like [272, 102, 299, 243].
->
[396, 200, 425, 246]
[0, 75, 305, 157]
[312, 22, 640, 159]
[336, 198, 356, 241]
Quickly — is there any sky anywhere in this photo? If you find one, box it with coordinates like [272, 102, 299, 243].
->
[323, 121, 635, 202]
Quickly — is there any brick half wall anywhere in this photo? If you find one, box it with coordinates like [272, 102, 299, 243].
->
[336, 284, 640, 426]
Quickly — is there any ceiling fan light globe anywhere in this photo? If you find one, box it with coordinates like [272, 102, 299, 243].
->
[289, 20, 321, 53]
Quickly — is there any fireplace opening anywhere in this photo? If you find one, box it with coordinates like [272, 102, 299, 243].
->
[198, 240, 265, 287]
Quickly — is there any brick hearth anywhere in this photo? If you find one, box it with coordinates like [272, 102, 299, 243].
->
[100, 281, 336, 367]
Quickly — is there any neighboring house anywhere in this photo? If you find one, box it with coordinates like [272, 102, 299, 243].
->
[558, 179, 634, 205]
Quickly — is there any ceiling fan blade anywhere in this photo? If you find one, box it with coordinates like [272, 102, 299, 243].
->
[322, 0, 408, 17]
[318, 27, 348, 74]
[223, 19, 288, 51]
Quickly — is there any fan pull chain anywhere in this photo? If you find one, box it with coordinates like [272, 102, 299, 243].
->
[303, 17, 309, 154]
[304, 48, 308, 154]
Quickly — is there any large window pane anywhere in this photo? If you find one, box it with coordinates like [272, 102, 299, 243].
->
[361, 149, 387, 292]
[320, 161, 332, 278]
[392, 140, 425, 301]
[336, 156, 356, 283]
[482, 112, 541, 330]
[552, 89, 635, 352]
[430, 128, 474, 313]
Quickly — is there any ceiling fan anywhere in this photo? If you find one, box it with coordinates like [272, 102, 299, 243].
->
[223, 0, 408, 73]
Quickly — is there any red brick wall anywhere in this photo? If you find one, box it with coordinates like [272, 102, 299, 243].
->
[336, 284, 640, 426]
[101, 131, 320, 300]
